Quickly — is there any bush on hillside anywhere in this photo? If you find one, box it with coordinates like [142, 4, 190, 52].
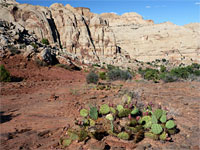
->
[107, 69, 132, 81]
[86, 71, 99, 84]
[0, 64, 11, 82]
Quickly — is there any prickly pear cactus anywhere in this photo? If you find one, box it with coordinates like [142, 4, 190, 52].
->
[62, 139, 71, 147]
[118, 108, 131, 118]
[139, 116, 152, 129]
[144, 132, 158, 140]
[160, 114, 167, 123]
[99, 104, 110, 115]
[80, 109, 88, 117]
[89, 106, 98, 120]
[151, 124, 163, 134]
[105, 114, 114, 121]
[153, 109, 163, 119]
[166, 120, 175, 129]
[151, 115, 158, 124]
[159, 131, 167, 140]
[131, 107, 139, 115]
[116, 105, 124, 112]
[110, 107, 116, 114]
[117, 132, 130, 140]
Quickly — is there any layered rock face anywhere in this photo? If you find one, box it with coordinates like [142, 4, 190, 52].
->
[50, 3, 118, 63]
[0, 0, 199, 66]
[0, 1, 120, 65]
[100, 13, 200, 64]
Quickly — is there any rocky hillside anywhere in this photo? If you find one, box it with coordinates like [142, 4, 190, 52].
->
[100, 13, 200, 65]
[0, 0, 199, 67]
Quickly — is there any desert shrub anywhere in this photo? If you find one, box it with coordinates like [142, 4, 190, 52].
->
[55, 64, 71, 70]
[107, 69, 132, 81]
[160, 65, 167, 73]
[86, 71, 99, 84]
[170, 67, 189, 79]
[0, 64, 11, 82]
[98, 71, 106, 80]
[41, 38, 49, 45]
[160, 73, 178, 83]
[139, 68, 159, 81]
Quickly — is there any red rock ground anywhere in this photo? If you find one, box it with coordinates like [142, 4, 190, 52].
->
[0, 55, 200, 150]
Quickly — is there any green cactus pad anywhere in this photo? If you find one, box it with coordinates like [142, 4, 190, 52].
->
[89, 107, 98, 120]
[117, 132, 130, 140]
[131, 107, 139, 115]
[89, 119, 95, 126]
[118, 108, 131, 118]
[105, 114, 114, 121]
[160, 114, 167, 123]
[159, 131, 167, 141]
[100, 104, 110, 115]
[151, 124, 163, 135]
[151, 115, 158, 124]
[139, 116, 152, 129]
[110, 107, 116, 114]
[62, 139, 72, 147]
[68, 132, 79, 141]
[153, 109, 163, 119]
[116, 105, 124, 112]
[144, 132, 158, 140]
[166, 120, 175, 129]
[80, 109, 89, 117]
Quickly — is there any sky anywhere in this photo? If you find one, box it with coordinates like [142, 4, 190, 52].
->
[16, 0, 200, 25]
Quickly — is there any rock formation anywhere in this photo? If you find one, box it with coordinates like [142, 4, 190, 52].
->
[100, 13, 200, 64]
[0, 0, 199, 67]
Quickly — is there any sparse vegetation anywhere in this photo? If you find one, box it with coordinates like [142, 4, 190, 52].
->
[107, 68, 132, 81]
[35, 58, 48, 67]
[60, 95, 178, 148]
[41, 38, 49, 45]
[86, 71, 99, 84]
[98, 71, 106, 80]
[0, 64, 11, 82]
[138, 63, 200, 82]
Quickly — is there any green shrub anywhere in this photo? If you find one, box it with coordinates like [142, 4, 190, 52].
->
[107, 69, 132, 81]
[98, 72, 106, 80]
[86, 71, 99, 84]
[0, 64, 11, 82]
[160, 65, 167, 73]
[139, 68, 159, 81]
[160, 73, 178, 83]
[41, 38, 49, 45]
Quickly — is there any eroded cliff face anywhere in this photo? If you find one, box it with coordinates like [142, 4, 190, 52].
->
[100, 13, 200, 64]
[0, 2, 120, 64]
[49, 3, 118, 63]
[0, 0, 199, 66]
